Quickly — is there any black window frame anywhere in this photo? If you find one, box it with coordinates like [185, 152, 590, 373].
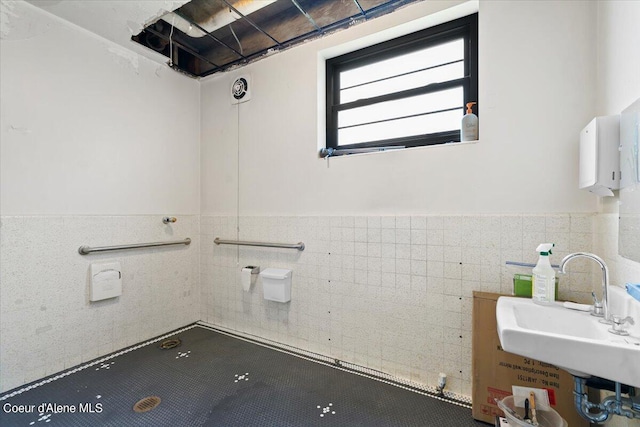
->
[325, 13, 478, 151]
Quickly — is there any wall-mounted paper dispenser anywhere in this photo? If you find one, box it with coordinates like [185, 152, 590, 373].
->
[579, 115, 620, 196]
[260, 268, 292, 303]
[90, 262, 122, 302]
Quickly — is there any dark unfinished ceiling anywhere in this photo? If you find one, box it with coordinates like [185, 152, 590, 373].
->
[132, 0, 422, 78]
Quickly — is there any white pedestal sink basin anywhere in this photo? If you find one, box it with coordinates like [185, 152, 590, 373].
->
[496, 286, 640, 387]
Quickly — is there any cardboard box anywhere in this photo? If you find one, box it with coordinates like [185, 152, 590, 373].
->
[472, 291, 588, 426]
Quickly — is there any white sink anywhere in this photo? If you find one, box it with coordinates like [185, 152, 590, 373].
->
[496, 286, 640, 387]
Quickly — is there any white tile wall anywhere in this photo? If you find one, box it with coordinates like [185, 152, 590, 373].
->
[0, 215, 201, 392]
[3, 212, 633, 400]
[200, 214, 600, 397]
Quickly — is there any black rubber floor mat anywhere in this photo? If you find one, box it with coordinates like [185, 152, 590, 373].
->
[0, 325, 489, 426]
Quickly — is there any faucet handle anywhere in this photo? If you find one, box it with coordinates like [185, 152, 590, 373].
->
[591, 292, 604, 317]
[609, 315, 635, 336]
[612, 316, 634, 326]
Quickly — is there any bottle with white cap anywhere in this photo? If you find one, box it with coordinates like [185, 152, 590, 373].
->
[532, 243, 556, 305]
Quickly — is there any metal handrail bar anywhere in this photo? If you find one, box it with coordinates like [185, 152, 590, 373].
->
[214, 237, 304, 251]
[78, 238, 191, 255]
[505, 260, 560, 269]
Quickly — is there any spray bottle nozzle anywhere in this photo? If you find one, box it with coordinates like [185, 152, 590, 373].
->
[536, 243, 555, 255]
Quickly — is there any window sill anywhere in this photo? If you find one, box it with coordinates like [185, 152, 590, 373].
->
[319, 139, 479, 159]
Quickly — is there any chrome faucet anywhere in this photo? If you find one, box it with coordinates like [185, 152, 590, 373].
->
[559, 252, 611, 324]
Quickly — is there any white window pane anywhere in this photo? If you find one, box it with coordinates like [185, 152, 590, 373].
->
[340, 61, 463, 103]
[338, 87, 462, 128]
[338, 109, 462, 146]
[340, 39, 464, 89]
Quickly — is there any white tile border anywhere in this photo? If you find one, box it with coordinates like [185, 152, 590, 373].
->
[197, 321, 473, 408]
[0, 324, 198, 401]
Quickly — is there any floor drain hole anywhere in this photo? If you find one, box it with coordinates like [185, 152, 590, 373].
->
[133, 396, 160, 412]
[133, 396, 161, 413]
[159, 338, 181, 350]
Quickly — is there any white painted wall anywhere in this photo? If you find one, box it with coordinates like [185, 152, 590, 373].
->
[200, 0, 597, 216]
[596, 0, 640, 117]
[0, 1, 200, 215]
[0, 2, 201, 392]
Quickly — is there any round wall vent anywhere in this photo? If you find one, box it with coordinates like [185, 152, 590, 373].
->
[232, 78, 248, 99]
[231, 75, 251, 104]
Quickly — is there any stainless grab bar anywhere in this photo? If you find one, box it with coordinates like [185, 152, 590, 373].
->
[78, 238, 191, 255]
[214, 237, 305, 251]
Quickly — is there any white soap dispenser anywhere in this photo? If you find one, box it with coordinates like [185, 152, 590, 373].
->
[461, 102, 478, 141]
[532, 243, 556, 305]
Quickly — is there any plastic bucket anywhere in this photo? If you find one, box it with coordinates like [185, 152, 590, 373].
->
[496, 395, 567, 427]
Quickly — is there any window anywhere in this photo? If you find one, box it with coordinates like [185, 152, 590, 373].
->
[325, 14, 478, 153]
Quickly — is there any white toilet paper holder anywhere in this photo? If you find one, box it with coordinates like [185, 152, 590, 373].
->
[241, 266, 260, 292]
